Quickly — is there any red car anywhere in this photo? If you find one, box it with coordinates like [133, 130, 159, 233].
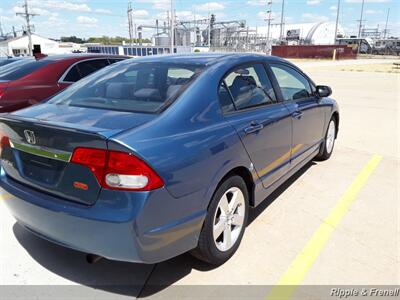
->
[0, 54, 129, 112]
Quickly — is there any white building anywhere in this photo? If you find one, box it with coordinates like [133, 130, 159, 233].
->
[0, 34, 84, 57]
[256, 22, 345, 45]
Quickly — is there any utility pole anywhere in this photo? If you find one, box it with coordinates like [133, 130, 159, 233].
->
[357, 0, 365, 54]
[334, 0, 341, 44]
[170, 0, 175, 54]
[265, 0, 273, 55]
[127, 1, 134, 45]
[279, 0, 285, 43]
[383, 8, 390, 39]
[16, 0, 38, 56]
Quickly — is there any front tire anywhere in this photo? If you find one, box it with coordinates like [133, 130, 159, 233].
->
[315, 117, 336, 161]
[191, 175, 249, 265]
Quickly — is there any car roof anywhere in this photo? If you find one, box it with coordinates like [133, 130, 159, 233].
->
[123, 53, 288, 66]
[38, 53, 128, 62]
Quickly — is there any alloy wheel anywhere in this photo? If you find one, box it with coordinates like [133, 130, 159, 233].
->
[326, 120, 336, 154]
[213, 187, 245, 252]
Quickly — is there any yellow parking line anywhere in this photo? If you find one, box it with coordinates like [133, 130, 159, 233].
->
[266, 154, 382, 300]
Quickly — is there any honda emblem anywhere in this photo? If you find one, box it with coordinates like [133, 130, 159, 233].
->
[24, 130, 36, 145]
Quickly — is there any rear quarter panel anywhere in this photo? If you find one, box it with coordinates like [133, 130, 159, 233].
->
[3, 61, 71, 109]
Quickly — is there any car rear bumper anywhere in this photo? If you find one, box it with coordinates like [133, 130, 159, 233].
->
[0, 171, 206, 263]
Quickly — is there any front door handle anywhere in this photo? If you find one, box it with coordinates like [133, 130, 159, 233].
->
[244, 122, 264, 135]
[292, 111, 303, 119]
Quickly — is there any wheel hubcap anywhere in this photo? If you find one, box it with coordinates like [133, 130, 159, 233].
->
[326, 120, 335, 154]
[213, 187, 245, 252]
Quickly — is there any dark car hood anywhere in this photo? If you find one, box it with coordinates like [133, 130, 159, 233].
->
[8, 103, 156, 138]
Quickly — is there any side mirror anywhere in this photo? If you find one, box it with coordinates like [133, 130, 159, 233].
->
[316, 85, 332, 98]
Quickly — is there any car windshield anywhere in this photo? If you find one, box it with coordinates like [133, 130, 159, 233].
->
[0, 59, 51, 80]
[48, 61, 205, 114]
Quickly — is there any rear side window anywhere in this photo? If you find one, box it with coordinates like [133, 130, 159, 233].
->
[49, 62, 205, 114]
[0, 59, 51, 80]
[219, 63, 276, 112]
[270, 64, 312, 101]
[218, 82, 235, 114]
[63, 59, 110, 83]
[63, 65, 80, 82]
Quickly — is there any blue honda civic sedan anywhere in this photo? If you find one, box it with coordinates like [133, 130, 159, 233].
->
[0, 53, 339, 265]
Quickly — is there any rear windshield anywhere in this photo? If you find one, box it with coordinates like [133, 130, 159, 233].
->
[0, 59, 51, 80]
[48, 61, 205, 113]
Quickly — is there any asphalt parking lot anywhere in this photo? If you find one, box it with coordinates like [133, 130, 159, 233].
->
[0, 59, 399, 299]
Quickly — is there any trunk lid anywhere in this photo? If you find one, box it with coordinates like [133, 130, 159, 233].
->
[0, 103, 156, 205]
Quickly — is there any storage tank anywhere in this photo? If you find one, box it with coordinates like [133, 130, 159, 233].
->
[257, 22, 345, 45]
[155, 33, 170, 47]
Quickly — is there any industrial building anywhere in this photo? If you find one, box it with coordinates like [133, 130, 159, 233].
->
[0, 33, 58, 57]
[0, 33, 83, 57]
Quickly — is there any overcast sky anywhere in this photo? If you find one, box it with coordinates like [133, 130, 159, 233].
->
[0, 0, 399, 39]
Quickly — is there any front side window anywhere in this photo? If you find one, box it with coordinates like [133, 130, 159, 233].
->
[77, 59, 109, 78]
[63, 59, 110, 83]
[49, 62, 205, 114]
[270, 64, 312, 101]
[219, 63, 276, 112]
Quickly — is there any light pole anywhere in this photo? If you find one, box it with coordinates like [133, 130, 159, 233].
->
[170, 0, 175, 54]
[333, 0, 341, 44]
[357, 0, 365, 54]
[383, 8, 390, 39]
[265, 0, 273, 54]
[279, 0, 285, 43]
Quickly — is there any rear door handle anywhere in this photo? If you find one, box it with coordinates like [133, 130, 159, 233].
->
[244, 122, 264, 134]
[292, 111, 303, 119]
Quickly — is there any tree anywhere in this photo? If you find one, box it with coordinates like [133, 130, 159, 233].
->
[60, 36, 85, 44]
[86, 36, 151, 45]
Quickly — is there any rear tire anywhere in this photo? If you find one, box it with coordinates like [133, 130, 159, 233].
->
[190, 175, 249, 265]
[315, 117, 336, 161]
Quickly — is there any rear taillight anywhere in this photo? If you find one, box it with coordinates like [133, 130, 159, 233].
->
[70, 148, 164, 191]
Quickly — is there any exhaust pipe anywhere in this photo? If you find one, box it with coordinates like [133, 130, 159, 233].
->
[86, 254, 103, 264]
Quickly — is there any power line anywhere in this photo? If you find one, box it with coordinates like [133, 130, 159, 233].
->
[16, 0, 38, 56]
